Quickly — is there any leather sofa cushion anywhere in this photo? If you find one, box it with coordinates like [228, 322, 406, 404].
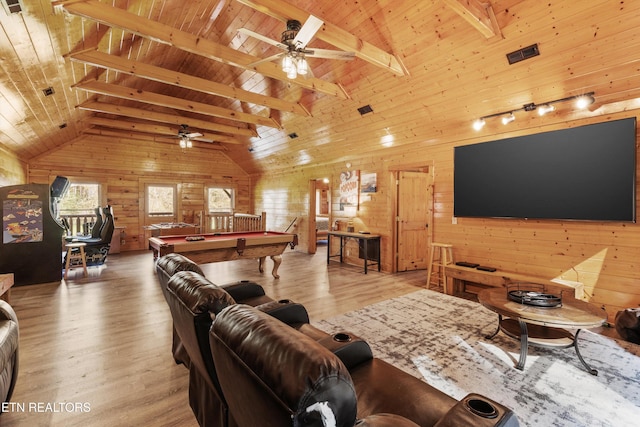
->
[350, 358, 456, 427]
[211, 304, 358, 426]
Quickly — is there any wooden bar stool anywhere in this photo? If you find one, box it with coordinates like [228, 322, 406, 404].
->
[64, 242, 88, 279]
[426, 242, 453, 293]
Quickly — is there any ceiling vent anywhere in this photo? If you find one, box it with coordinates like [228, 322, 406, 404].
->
[506, 44, 540, 65]
[357, 104, 374, 115]
[42, 87, 55, 96]
[288, 132, 298, 139]
[2, 0, 24, 14]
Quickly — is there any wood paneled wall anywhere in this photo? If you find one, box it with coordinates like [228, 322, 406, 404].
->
[0, 146, 26, 186]
[253, 112, 640, 322]
[27, 136, 252, 251]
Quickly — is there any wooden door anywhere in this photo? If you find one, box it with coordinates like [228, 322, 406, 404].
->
[396, 171, 432, 271]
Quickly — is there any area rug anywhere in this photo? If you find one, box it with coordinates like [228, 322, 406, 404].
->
[313, 289, 640, 427]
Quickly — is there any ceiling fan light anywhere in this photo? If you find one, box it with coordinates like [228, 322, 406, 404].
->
[286, 65, 298, 79]
[186, 139, 192, 148]
[296, 57, 308, 75]
[282, 55, 295, 73]
[179, 139, 187, 149]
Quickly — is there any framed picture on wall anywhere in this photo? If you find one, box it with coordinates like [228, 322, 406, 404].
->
[339, 170, 359, 210]
[360, 172, 377, 193]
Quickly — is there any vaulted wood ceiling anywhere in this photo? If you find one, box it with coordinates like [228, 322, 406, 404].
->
[2, 0, 640, 175]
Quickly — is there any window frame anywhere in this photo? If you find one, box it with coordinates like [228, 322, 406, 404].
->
[205, 185, 235, 215]
[145, 183, 178, 219]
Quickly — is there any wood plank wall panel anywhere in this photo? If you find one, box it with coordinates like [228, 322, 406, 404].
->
[252, 111, 640, 321]
[27, 135, 251, 251]
[0, 147, 26, 186]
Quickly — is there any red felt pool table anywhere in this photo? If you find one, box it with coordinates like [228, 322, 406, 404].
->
[148, 231, 298, 278]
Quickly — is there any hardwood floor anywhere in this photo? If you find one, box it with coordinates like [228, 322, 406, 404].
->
[1, 244, 425, 426]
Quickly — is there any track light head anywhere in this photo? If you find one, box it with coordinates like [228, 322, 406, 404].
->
[472, 118, 486, 131]
[501, 113, 515, 125]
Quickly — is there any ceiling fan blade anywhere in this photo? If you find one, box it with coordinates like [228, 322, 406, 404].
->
[186, 132, 203, 138]
[238, 28, 288, 50]
[292, 15, 323, 48]
[307, 48, 356, 60]
[247, 52, 285, 68]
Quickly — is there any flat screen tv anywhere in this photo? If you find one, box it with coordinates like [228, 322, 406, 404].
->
[454, 117, 636, 222]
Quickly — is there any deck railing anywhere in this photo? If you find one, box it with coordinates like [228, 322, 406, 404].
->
[204, 212, 266, 233]
[59, 213, 96, 236]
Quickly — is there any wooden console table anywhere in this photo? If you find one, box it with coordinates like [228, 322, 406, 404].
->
[327, 231, 381, 274]
[0, 273, 14, 303]
[445, 264, 584, 299]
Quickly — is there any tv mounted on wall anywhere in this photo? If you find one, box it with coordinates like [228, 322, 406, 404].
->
[454, 117, 637, 222]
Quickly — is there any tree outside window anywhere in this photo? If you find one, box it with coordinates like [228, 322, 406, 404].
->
[148, 185, 175, 216]
[59, 183, 100, 215]
[207, 187, 233, 213]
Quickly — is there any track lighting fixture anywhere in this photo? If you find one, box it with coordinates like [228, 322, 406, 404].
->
[472, 92, 595, 130]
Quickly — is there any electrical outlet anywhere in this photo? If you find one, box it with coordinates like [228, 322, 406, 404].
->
[452, 217, 458, 225]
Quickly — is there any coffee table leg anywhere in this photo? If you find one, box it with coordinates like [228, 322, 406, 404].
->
[574, 329, 598, 376]
[485, 314, 502, 339]
[516, 319, 529, 370]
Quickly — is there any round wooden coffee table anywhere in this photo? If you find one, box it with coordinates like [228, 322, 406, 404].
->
[478, 286, 607, 375]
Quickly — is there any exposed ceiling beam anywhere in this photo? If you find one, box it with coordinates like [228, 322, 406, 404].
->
[235, 0, 407, 76]
[82, 128, 228, 150]
[77, 101, 248, 141]
[57, 0, 349, 99]
[442, 0, 503, 39]
[73, 80, 281, 129]
[67, 50, 311, 117]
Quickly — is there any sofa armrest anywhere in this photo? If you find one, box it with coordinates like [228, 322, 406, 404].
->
[255, 300, 310, 325]
[219, 280, 265, 301]
[433, 394, 519, 427]
[356, 414, 420, 426]
[0, 300, 17, 324]
[317, 332, 373, 370]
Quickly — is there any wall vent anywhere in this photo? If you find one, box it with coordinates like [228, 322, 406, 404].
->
[506, 44, 540, 65]
[357, 104, 373, 115]
[2, 0, 24, 14]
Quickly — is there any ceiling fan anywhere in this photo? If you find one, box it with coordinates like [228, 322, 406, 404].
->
[176, 124, 202, 148]
[239, 15, 356, 79]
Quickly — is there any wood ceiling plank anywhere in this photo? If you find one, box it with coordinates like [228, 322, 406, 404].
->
[73, 80, 280, 129]
[59, 0, 349, 99]
[67, 49, 310, 116]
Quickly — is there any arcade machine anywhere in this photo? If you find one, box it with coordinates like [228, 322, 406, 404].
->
[0, 177, 67, 285]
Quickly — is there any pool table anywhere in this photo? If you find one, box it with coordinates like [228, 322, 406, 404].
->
[148, 231, 298, 279]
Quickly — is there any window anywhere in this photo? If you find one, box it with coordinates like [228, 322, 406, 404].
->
[207, 187, 234, 213]
[147, 184, 176, 216]
[59, 183, 101, 216]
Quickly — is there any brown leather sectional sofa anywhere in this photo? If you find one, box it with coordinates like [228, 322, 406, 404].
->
[0, 300, 19, 404]
[156, 253, 519, 427]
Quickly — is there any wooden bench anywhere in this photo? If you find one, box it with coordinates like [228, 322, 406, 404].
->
[445, 264, 584, 300]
